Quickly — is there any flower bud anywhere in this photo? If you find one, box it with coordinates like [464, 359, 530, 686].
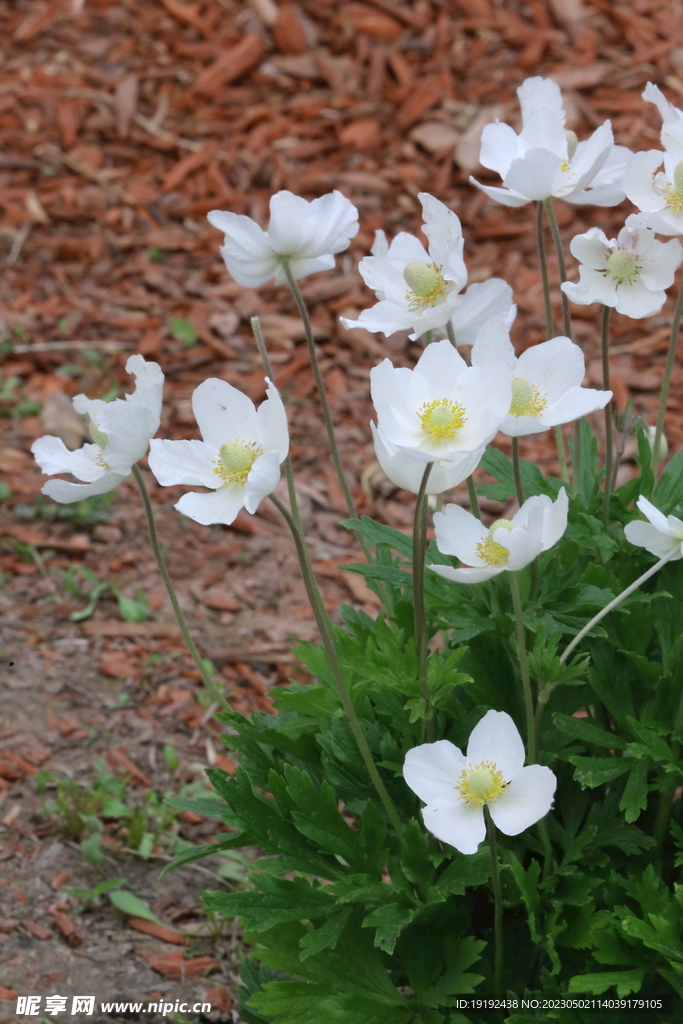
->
[645, 424, 668, 464]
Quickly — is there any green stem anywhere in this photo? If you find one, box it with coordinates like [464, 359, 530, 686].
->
[485, 806, 504, 994]
[413, 464, 434, 742]
[511, 437, 524, 506]
[424, 329, 433, 345]
[559, 549, 678, 664]
[536, 201, 554, 337]
[509, 571, 536, 761]
[132, 464, 230, 713]
[467, 474, 481, 520]
[542, 198, 571, 340]
[601, 305, 613, 530]
[280, 258, 357, 521]
[269, 493, 403, 835]
[652, 273, 683, 476]
[553, 425, 569, 485]
[446, 320, 457, 348]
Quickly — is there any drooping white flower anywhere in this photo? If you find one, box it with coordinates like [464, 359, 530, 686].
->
[470, 318, 611, 437]
[624, 496, 683, 560]
[371, 422, 485, 495]
[623, 84, 683, 236]
[340, 193, 469, 341]
[32, 355, 164, 503]
[430, 487, 568, 584]
[470, 77, 628, 208]
[403, 710, 557, 855]
[207, 190, 359, 288]
[561, 220, 682, 318]
[370, 338, 512, 464]
[148, 377, 288, 526]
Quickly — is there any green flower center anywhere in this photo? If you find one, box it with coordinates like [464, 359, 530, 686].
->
[455, 761, 508, 806]
[606, 249, 639, 282]
[564, 129, 578, 163]
[509, 376, 548, 419]
[664, 160, 683, 214]
[475, 519, 514, 567]
[214, 440, 263, 486]
[418, 399, 467, 443]
[89, 422, 109, 449]
[404, 262, 448, 310]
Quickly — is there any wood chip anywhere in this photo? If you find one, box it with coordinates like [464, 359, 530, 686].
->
[128, 918, 187, 945]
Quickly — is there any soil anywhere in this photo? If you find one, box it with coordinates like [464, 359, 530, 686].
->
[2, 0, 682, 1018]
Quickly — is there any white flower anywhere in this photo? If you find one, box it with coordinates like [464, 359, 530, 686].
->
[371, 422, 484, 495]
[561, 221, 682, 318]
[623, 85, 683, 236]
[446, 278, 516, 347]
[148, 377, 288, 526]
[370, 338, 512, 464]
[340, 193, 469, 341]
[624, 496, 683, 560]
[207, 190, 359, 288]
[430, 488, 568, 584]
[470, 318, 611, 437]
[403, 710, 557, 855]
[470, 77, 627, 208]
[31, 355, 164, 503]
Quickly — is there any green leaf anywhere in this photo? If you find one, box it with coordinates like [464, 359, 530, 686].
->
[299, 909, 352, 960]
[619, 759, 650, 823]
[204, 876, 335, 931]
[552, 712, 627, 750]
[420, 936, 486, 1007]
[342, 517, 413, 559]
[654, 450, 683, 512]
[284, 765, 368, 871]
[170, 316, 198, 347]
[568, 756, 636, 788]
[510, 860, 542, 942]
[108, 890, 163, 924]
[362, 902, 416, 954]
[159, 836, 243, 877]
[568, 969, 646, 996]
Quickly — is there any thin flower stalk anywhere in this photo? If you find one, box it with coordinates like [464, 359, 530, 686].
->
[601, 305, 613, 529]
[269, 493, 403, 835]
[536, 202, 569, 483]
[509, 571, 536, 760]
[132, 465, 230, 714]
[280, 256, 357, 520]
[413, 463, 434, 741]
[652, 274, 683, 475]
[511, 437, 525, 506]
[559, 548, 679, 664]
[466, 475, 481, 520]
[485, 807, 504, 994]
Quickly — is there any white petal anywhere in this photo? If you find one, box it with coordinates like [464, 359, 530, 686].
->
[433, 502, 488, 564]
[515, 337, 585, 404]
[421, 799, 486, 855]
[207, 209, 271, 258]
[637, 495, 678, 534]
[277, 255, 336, 283]
[541, 487, 569, 549]
[639, 238, 683, 290]
[371, 229, 388, 256]
[468, 177, 531, 208]
[568, 228, 610, 270]
[220, 248, 280, 288]
[305, 191, 359, 256]
[614, 279, 665, 319]
[267, 191, 316, 255]
[414, 338, 468, 389]
[147, 438, 218, 488]
[542, 385, 611, 427]
[124, 355, 164, 422]
[497, 527, 544, 570]
[466, 709, 525, 781]
[470, 317, 517, 371]
[32, 435, 104, 483]
[255, 379, 289, 460]
[624, 520, 682, 558]
[403, 739, 467, 804]
[562, 267, 617, 308]
[518, 77, 563, 126]
[175, 487, 246, 526]
[479, 121, 521, 177]
[488, 764, 557, 835]
[192, 379, 258, 449]
[563, 123, 613, 195]
[370, 360, 429, 446]
[244, 451, 281, 513]
[643, 82, 682, 124]
[450, 280, 516, 347]
[42, 473, 127, 503]
[341, 299, 415, 338]
[623, 151, 667, 213]
[503, 149, 563, 201]
[94, 403, 158, 473]
[429, 563, 503, 584]
[519, 104, 567, 158]
[418, 192, 466, 286]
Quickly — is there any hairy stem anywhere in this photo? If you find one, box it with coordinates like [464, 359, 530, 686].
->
[132, 465, 230, 713]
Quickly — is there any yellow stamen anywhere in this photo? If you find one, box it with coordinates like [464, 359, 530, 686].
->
[404, 262, 448, 310]
[509, 376, 548, 419]
[214, 440, 263, 486]
[455, 760, 508, 806]
[418, 398, 467, 443]
[475, 519, 514, 567]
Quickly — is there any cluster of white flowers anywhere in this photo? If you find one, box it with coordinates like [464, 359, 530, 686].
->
[31, 73, 683, 857]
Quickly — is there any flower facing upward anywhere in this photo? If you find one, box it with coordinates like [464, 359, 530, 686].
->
[148, 378, 288, 526]
[562, 220, 683, 318]
[623, 84, 683, 235]
[340, 193, 469, 341]
[470, 319, 611, 437]
[430, 488, 568, 584]
[470, 77, 628, 208]
[370, 338, 512, 463]
[207, 190, 359, 287]
[403, 711, 557, 854]
[32, 355, 164, 503]
[624, 496, 683, 560]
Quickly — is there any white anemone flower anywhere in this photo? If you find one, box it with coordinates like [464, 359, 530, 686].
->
[623, 85, 683, 236]
[403, 710, 557, 855]
[370, 338, 512, 464]
[624, 496, 683, 560]
[148, 377, 288, 526]
[340, 193, 470, 341]
[32, 355, 164, 503]
[430, 488, 568, 584]
[470, 318, 611, 437]
[561, 221, 682, 319]
[470, 77, 628, 208]
[371, 422, 485, 495]
[207, 190, 359, 287]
